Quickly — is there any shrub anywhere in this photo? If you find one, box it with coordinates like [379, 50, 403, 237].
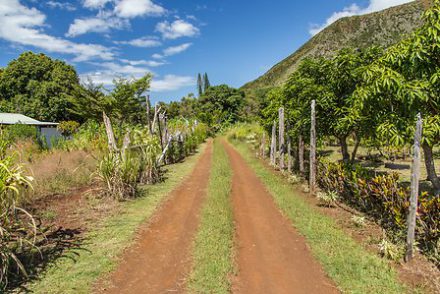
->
[57, 121, 80, 137]
[96, 152, 139, 201]
[317, 190, 339, 207]
[0, 134, 35, 290]
[318, 159, 439, 266]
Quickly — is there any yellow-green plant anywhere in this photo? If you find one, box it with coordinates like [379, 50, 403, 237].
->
[0, 136, 34, 290]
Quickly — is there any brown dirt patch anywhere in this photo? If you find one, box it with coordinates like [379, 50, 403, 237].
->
[94, 139, 213, 294]
[223, 141, 339, 294]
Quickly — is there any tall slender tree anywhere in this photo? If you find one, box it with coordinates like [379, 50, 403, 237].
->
[203, 73, 211, 92]
[197, 73, 203, 97]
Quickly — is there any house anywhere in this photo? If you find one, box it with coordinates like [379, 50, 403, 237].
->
[0, 113, 61, 148]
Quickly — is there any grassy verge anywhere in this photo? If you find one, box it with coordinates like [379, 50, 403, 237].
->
[231, 141, 407, 294]
[189, 139, 234, 293]
[26, 144, 207, 294]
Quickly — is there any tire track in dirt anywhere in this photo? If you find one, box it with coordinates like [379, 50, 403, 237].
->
[223, 140, 339, 294]
[95, 140, 213, 294]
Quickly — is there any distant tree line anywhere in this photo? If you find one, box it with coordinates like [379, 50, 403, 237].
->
[0, 52, 250, 132]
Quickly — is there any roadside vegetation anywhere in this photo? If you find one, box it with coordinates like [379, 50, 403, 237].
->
[0, 65, 208, 291]
[189, 139, 234, 293]
[249, 1, 440, 268]
[229, 138, 407, 293]
[26, 144, 207, 294]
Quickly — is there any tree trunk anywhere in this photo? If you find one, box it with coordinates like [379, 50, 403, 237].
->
[339, 136, 350, 163]
[422, 142, 440, 194]
[351, 134, 360, 161]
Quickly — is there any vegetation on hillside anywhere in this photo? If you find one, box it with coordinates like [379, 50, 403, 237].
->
[242, 0, 425, 92]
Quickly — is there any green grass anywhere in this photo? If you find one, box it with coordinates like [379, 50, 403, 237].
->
[231, 141, 408, 294]
[26, 144, 207, 294]
[189, 139, 234, 294]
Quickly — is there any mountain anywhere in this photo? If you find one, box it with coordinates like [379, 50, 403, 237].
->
[242, 1, 426, 92]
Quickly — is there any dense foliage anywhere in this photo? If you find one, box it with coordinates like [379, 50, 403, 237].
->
[0, 52, 80, 122]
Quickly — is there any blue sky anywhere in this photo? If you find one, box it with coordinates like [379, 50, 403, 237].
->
[0, 0, 413, 102]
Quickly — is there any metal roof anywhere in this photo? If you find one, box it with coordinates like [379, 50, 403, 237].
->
[0, 113, 58, 126]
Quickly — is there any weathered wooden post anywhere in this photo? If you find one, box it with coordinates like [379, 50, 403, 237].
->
[299, 134, 305, 175]
[309, 100, 317, 194]
[261, 132, 266, 158]
[146, 95, 152, 135]
[405, 113, 423, 262]
[270, 122, 277, 166]
[103, 112, 117, 152]
[287, 135, 292, 173]
[279, 107, 285, 170]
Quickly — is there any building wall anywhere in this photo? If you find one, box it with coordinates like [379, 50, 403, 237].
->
[40, 127, 62, 148]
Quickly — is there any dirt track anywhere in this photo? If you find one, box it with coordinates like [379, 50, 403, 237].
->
[95, 140, 212, 294]
[223, 141, 339, 294]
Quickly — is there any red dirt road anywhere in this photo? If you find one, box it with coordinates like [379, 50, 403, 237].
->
[223, 141, 339, 294]
[95, 140, 212, 294]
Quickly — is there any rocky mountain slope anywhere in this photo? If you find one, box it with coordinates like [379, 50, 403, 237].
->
[242, 1, 426, 92]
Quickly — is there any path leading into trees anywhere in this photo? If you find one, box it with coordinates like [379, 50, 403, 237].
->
[95, 140, 213, 294]
[223, 140, 339, 294]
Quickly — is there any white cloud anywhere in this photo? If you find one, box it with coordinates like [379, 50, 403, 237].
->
[120, 59, 165, 67]
[114, 0, 165, 18]
[156, 19, 199, 39]
[67, 14, 128, 37]
[47, 1, 76, 11]
[116, 36, 161, 47]
[151, 75, 195, 92]
[310, 0, 413, 35]
[82, 0, 112, 9]
[0, 0, 114, 61]
[152, 53, 163, 59]
[163, 43, 192, 56]
[80, 61, 152, 85]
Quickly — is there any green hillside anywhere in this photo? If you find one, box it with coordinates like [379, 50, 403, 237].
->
[242, 1, 425, 92]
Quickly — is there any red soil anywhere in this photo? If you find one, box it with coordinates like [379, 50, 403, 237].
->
[95, 140, 213, 294]
[223, 141, 339, 294]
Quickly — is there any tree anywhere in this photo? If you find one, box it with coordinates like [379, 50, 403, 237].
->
[203, 73, 211, 92]
[0, 52, 80, 121]
[197, 73, 203, 97]
[357, 0, 440, 192]
[197, 85, 245, 131]
[69, 78, 111, 122]
[108, 74, 152, 125]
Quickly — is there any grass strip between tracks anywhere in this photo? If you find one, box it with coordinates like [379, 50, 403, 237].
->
[189, 139, 234, 293]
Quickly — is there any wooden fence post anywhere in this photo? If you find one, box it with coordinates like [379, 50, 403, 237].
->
[270, 122, 277, 166]
[299, 134, 304, 175]
[102, 112, 117, 152]
[146, 95, 152, 135]
[309, 100, 317, 194]
[279, 107, 285, 170]
[261, 132, 266, 158]
[405, 113, 423, 262]
[287, 135, 292, 173]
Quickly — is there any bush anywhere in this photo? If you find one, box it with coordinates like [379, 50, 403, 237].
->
[0, 134, 35, 290]
[318, 159, 439, 265]
[96, 152, 139, 200]
[57, 121, 80, 137]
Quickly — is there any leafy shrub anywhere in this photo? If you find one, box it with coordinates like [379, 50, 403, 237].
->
[317, 190, 339, 207]
[96, 152, 139, 200]
[318, 159, 439, 265]
[352, 215, 367, 228]
[379, 238, 404, 261]
[0, 134, 35, 290]
[4, 125, 36, 142]
[57, 121, 80, 137]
